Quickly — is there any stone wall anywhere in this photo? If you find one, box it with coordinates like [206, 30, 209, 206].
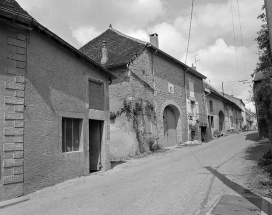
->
[0, 22, 27, 201]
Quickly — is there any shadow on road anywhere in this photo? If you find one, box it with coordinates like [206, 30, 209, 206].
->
[244, 139, 270, 163]
[244, 132, 259, 142]
[205, 166, 271, 214]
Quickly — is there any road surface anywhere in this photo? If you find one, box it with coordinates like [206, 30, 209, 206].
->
[1, 131, 260, 215]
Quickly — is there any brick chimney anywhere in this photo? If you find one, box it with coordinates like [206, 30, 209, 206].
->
[149, 33, 159, 48]
[101, 41, 108, 65]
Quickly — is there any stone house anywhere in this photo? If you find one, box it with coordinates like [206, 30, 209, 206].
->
[80, 27, 207, 159]
[204, 81, 243, 137]
[0, 1, 115, 201]
[245, 108, 257, 130]
[223, 93, 246, 129]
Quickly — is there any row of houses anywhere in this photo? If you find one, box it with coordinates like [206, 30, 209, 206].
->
[0, 0, 246, 201]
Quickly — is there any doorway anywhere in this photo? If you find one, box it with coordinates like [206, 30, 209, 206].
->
[201, 127, 207, 142]
[219, 111, 225, 132]
[163, 105, 178, 147]
[89, 120, 103, 172]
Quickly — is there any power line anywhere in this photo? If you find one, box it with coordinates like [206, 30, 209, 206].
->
[236, 0, 247, 77]
[229, 0, 239, 80]
[185, 0, 195, 65]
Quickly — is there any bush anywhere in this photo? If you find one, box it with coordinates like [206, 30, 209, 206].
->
[263, 150, 272, 160]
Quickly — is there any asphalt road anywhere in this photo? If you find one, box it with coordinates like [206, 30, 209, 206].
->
[1, 131, 259, 215]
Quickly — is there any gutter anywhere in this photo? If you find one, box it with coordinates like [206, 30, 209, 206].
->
[0, 6, 116, 80]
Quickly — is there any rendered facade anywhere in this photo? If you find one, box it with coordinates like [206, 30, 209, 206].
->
[0, 0, 115, 201]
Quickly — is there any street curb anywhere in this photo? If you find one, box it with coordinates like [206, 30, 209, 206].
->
[0, 196, 29, 209]
[205, 194, 221, 215]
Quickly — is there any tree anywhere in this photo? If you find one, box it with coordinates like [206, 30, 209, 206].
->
[254, 6, 272, 144]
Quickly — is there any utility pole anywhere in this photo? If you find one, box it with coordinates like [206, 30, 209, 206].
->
[264, 0, 272, 58]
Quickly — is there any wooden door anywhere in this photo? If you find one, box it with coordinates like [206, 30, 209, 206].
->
[163, 106, 177, 147]
[89, 120, 103, 171]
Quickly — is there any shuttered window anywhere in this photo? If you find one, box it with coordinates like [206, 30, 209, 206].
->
[89, 80, 104, 110]
[189, 81, 194, 97]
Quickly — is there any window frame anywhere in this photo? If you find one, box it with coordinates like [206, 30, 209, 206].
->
[88, 78, 105, 111]
[209, 100, 213, 112]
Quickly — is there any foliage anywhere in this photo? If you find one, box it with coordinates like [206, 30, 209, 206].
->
[255, 6, 272, 73]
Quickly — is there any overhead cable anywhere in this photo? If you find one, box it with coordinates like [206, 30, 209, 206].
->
[185, 0, 195, 65]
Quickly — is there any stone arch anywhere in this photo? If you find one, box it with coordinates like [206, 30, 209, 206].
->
[159, 100, 182, 147]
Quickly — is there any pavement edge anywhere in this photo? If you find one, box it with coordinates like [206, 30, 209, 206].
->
[0, 196, 29, 209]
[205, 194, 222, 215]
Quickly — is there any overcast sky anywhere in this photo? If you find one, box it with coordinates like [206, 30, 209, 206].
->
[17, 0, 263, 111]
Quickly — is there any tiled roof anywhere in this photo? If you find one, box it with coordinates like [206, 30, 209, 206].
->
[80, 27, 147, 68]
[80, 27, 207, 79]
[204, 81, 242, 111]
[0, 0, 31, 18]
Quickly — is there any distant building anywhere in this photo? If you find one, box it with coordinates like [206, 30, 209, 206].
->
[0, 0, 115, 201]
[245, 109, 257, 130]
[204, 81, 243, 137]
[80, 27, 208, 159]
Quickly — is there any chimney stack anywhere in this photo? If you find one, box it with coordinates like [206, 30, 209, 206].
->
[191, 63, 196, 71]
[149, 33, 159, 48]
[101, 40, 108, 65]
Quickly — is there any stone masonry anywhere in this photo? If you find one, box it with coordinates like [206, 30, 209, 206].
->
[2, 25, 26, 195]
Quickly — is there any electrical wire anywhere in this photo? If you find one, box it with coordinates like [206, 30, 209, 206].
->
[185, 0, 195, 65]
[229, 0, 239, 80]
[236, 0, 247, 78]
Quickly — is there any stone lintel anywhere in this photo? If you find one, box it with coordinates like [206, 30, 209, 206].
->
[3, 174, 23, 185]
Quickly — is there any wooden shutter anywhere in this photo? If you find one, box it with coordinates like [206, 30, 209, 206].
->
[89, 80, 104, 110]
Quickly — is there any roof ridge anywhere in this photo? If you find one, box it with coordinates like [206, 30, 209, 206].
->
[109, 27, 147, 45]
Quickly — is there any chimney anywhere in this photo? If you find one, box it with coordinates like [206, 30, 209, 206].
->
[101, 41, 108, 65]
[149, 33, 159, 48]
[191, 63, 196, 71]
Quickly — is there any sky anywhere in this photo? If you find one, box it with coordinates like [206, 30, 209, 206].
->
[17, 0, 263, 112]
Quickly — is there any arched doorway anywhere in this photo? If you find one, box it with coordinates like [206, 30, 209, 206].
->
[219, 111, 224, 132]
[163, 105, 179, 147]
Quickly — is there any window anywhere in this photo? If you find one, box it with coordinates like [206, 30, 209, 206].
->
[89, 80, 104, 110]
[189, 81, 194, 97]
[211, 116, 214, 128]
[62, 118, 81, 152]
[191, 101, 195, 114]
[230, 116, 233, 124]
[210, 100, 213, 112]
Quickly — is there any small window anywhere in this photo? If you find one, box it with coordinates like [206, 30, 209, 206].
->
[210, 100, 213, 112]
[89, 80, 104, 110]
[191, 101, 195, 113]
[189, 81, 194, 97]
[230, 116, 233, 124]
[62, 118, 81, 152]
[211, 116, 214, 128]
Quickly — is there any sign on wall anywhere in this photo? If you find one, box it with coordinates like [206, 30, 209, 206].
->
[168, 83, 174, 93]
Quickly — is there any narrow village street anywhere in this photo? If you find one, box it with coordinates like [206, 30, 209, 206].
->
[1, 131, 267, 215]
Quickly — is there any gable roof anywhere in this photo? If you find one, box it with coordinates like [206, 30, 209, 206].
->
[245, 108, 256, 116]
[80, 28, 146, 68]
[204, 81, 242, 111]
[0, 0, 116, 79]
[223, 93, 245, 107]
[0, 0, 31, 18]
[80, 27, 206, 79]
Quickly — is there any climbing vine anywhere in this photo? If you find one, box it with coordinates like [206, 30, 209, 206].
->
[110, 98, 155, 153]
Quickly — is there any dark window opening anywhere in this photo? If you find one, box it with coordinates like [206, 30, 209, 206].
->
[210, 101, 213, 112]
[211, 116, 214, 128]
[62, 118, 81, 152]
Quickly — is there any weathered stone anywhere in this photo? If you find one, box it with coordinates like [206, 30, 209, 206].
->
[16, 61, 26, 69]
[4, 127, 24, 136]
[5, 96, 24, 105]
[14, 120, 24, 128]
[16, 76, 25, 83]
[5, 81, 24, 90]
[14, 136, 23, 143]
[7, 52, 26, 62]
[8, 38, 26, 48]
[14, 151, 24, 159]
[14, 167, 24, 175]
[5, 113, 24, 120]
[3, 143, 23, 152]
[3, 159, 23, 168]
[15, 105, 24, 112]
[15, 90, 24, 98]
[6, 67, 26, 76]
[17, 33, 27, 41]
[17, 47, 26, 55]
[3, 174, 23, 185]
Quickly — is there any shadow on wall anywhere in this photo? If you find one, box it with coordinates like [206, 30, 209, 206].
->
[205, 166, 271, 214]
